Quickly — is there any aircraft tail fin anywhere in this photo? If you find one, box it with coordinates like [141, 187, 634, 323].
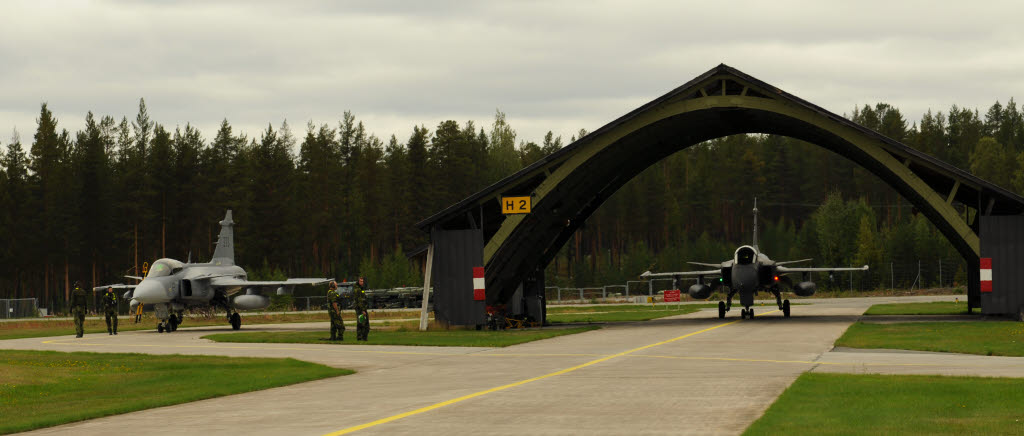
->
[752, 197, 759, 251]
[211, 210, 235, 266]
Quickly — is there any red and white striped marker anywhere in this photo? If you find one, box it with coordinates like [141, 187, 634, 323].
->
[472, 267, 486, 301]
[980, 258, 992, 293]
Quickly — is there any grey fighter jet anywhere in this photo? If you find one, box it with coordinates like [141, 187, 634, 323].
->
[96, 211, 331, 333]
[641, 200, 868, 319]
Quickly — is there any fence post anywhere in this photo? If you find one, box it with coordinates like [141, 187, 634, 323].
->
[579, 288, 584, 300]
[939, 260, 942, 287]
[648, 281, 653, 297]
[849, 265, 853, 292]
[557, 288, 561, 302]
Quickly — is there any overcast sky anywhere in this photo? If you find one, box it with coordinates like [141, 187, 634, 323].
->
[3, 0, 1023, 149]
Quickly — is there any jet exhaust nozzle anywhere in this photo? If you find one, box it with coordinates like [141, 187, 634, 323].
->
[794, 281, 816, 297]
[688, 283, 713, 300]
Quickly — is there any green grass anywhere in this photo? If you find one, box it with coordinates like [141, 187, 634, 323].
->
[744, 373, 1024, 435]
[836, 321, 1024, 356]
[0, 349, 351, 434]
[546, 304, 716, 323]
[0, 310, 420, 341]
[203, 326, 599, 347]
[864, 301, 975, 315]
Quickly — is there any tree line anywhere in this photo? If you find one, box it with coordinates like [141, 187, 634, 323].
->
[1, 97, 1022, 309]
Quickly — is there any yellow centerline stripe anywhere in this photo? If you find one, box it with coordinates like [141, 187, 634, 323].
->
[633, 354, 947, 367]
[324, 314, 761, 435]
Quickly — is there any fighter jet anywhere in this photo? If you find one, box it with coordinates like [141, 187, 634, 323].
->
[641, 200, 868, 319]
[96, 210, 331, 333]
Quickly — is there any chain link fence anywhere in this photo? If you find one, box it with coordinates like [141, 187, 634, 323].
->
[1, 298, 39, 319]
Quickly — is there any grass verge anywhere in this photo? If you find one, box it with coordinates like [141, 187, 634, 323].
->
[744, 373, 1024, 435]
[203, 326, 600, 347]
[835, 321, 1024, 356]
[0, 349, 351, 434]
[0, 310, 421, 341]
[864, 301, 974, 315]
[547, 304, 715, 323]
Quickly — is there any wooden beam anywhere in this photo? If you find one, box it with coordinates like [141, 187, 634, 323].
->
[946, 180, 960, 205]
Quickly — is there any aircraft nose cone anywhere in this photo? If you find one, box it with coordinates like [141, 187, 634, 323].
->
[133, 280, 168, 304]
[732, 266, 759, 292]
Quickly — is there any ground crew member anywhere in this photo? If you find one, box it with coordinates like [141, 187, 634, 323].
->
[103, 286, 119, 335]
[70, 282, 88, 338]
[327, 281, 345, 341]
[353, 277, 370, 341]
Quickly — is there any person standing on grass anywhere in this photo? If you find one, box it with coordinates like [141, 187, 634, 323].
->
[70, 282, 88, 338]
[103, 287, 119, 335]
[353, 277, 370, 341]
[327, 281, 345, 341]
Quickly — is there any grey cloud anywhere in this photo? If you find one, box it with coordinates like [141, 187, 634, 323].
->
[2, 0, 1023, 147]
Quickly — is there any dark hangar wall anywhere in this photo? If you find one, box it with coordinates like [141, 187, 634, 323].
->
[980, 216, 1024, 318]
[430, 228, 487, 326]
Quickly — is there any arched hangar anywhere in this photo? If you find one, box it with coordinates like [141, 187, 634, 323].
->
[417, 64, 1024, 325]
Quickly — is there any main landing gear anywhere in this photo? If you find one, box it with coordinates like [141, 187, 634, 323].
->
[718, 289, 738, 319]
[769, 287, 791, 318]
[229, 312, 241, 330]
[740, 307, 754, 319]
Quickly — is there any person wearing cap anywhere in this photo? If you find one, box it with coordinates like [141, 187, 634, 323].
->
[70, 282, 88, 338]
[326, 281, 345, 341]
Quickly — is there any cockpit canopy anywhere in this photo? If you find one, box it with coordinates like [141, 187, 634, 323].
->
[734, 246, 758, 265]
[147, 258, 184, 278]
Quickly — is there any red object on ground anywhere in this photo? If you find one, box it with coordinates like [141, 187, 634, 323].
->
[664, 289, 681, 302]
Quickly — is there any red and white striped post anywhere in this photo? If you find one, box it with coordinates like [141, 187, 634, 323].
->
[980, 258, 992, 293]
[472, 267, 486, 301]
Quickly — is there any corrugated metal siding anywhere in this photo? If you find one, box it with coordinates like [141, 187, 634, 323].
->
[431, 229, 486, 326]
[980, 216, 1024, 315]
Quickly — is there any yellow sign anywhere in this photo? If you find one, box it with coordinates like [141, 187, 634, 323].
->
[501, 196, 531, 214]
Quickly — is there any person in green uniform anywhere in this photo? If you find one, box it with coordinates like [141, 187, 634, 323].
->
[70, 282, 88, 338]
[327, 281, 345, 341]
[103, 287, 119, 335]
[353, 277, 370, 341]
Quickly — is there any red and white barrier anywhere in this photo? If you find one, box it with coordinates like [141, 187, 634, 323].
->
[980, 257, 992, 293]
[473, 267, 486, 301]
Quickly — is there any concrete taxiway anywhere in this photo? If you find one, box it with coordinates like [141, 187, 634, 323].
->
[4, 295, 1022, 435]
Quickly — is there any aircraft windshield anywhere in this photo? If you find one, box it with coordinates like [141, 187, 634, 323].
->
[735, 247, 757, 265]
[147, 259, 183, 278]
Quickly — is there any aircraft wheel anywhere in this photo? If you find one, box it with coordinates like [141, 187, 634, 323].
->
[168, 315, 177, 332]
[740, 309, 747, 319]
[718, 301, 726, 319]
[748, 308, 754, 318]
[157, 323, 164, 333]
[783, 300, 791, 318]
[230, 313, 241, 330]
